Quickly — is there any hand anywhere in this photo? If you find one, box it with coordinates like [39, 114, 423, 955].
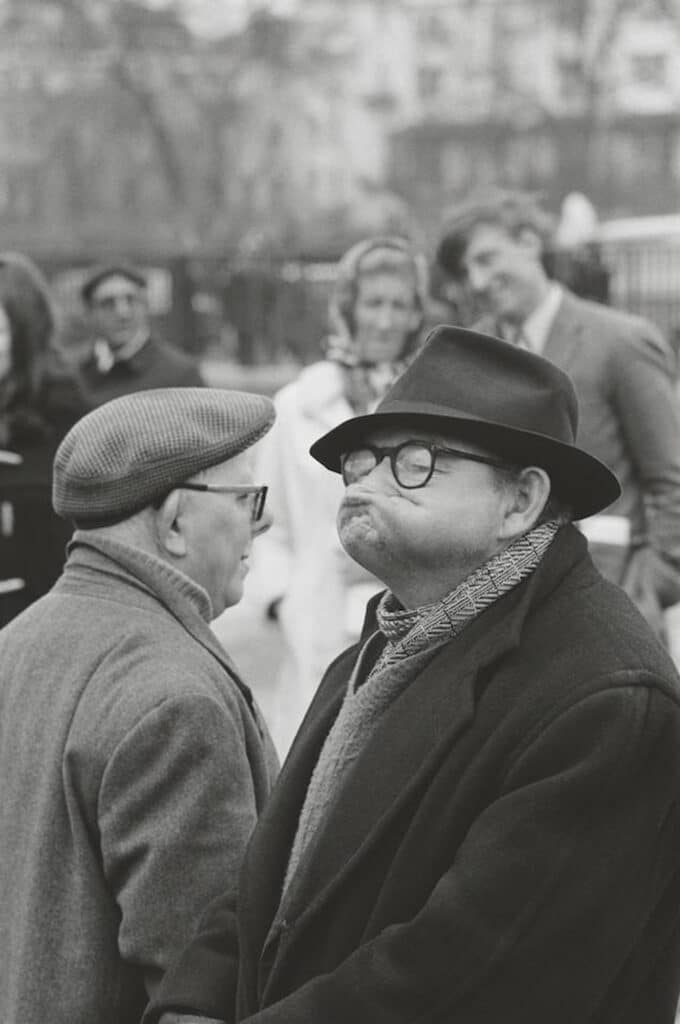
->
[621, 547, 680, 640]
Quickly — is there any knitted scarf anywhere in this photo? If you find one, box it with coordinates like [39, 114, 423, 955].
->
[281, 520, 560, 899]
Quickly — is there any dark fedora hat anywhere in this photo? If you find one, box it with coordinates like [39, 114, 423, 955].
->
[310, 325, 620, 520]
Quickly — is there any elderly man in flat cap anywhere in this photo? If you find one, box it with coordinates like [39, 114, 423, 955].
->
[149, 328, 680, 1024]
[0, 388, 279, 1024]
[78, 264, 204, 407]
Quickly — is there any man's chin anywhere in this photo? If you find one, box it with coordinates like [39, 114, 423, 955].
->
[339, 520, 383, 571]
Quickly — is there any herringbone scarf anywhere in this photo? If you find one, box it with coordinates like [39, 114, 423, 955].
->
[281, 521, 560, 899]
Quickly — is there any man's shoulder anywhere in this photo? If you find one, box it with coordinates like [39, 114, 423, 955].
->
[558, 289, 665, 345]
[67, 623, 244, 752]
[527, 554, 680, 691]
[144, 336, 204, 378]
[553, 290, 676, 379]
[147, 334, 195, 362]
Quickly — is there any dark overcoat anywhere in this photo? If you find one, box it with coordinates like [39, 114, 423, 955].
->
[78, 335, 203, 407]
[0, 368, 87, 626]
[150, 526, 680, 1024]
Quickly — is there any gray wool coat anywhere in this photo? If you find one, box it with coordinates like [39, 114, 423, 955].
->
[0, 531, 279, 1024]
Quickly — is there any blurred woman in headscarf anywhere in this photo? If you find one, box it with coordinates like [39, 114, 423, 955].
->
[0, 253, 87, 626]
[226, 236, 429, 756]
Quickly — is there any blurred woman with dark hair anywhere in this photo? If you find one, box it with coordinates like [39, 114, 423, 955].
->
[216, 236, 429, 755]
[0, 253, 87, 626]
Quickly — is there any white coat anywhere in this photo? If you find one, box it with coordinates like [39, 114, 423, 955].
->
[229, 361, 383, 755]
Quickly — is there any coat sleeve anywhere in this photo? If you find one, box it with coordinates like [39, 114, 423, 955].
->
[610, 322, 680, 583]
[144, 890, 239, 1024]
[241, 682, 680, 1023]
[95, 693, 259, 1007]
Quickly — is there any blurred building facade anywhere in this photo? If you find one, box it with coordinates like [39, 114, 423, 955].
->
[390, 0, 680, 234]
[2, 0, 680, 258]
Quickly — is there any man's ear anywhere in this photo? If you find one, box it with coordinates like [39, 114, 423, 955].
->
[154, 490, 187, 558]
[498, 466, 552, 541]
[516, 226, 544, 258]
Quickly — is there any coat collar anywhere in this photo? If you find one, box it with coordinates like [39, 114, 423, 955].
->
[542, 288, 587, 372]
[245, 525, 590, 950]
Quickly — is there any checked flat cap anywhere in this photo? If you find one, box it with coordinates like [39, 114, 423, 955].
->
[53, 387, 275, 525]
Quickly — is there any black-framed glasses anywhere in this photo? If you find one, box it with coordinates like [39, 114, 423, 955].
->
[175, 483, 268, 522]
[340, 441, 514, 490]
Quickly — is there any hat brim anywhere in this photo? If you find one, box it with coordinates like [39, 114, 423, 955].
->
[309, 408, 621, 521]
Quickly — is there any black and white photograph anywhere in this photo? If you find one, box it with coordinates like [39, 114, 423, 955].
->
[1, 2, 680, 1022]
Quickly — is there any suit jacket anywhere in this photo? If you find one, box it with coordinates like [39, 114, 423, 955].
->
[480, 290, 680, 614]
[148, 526, 680, 1024]
[544, 292, 680, 549]
[78, 335, 204, 407]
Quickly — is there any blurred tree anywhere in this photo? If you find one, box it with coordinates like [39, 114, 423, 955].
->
[0, 0, 359, 257]
[0, 0, 249, 251]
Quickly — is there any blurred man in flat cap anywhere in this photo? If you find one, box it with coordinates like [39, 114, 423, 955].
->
[150, 328, 680, 1024]
[0, 387, 279, 1024]
[436, 189, 680, 644]
[78, 264, 204, 407]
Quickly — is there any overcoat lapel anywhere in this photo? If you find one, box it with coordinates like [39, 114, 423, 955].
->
[279, 581, 531, 924]
[543, 291, 587, 375]
[238, 658, 350, 953]
[247, 527, 589, 989]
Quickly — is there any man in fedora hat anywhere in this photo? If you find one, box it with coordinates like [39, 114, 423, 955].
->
[78, 264, 204, 407]
[149, 329, 680, 1024]
[0, 388, 279, 1024]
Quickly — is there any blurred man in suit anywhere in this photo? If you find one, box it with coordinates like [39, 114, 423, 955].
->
[78, 264, 203, 406]
[437, 189, 680, 640]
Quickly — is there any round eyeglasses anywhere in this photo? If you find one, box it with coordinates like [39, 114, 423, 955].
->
[340, 441, 514, 490]
[175, 483, 268, 522]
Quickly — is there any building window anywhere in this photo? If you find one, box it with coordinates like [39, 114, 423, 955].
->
[630, 53, 668, 88]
